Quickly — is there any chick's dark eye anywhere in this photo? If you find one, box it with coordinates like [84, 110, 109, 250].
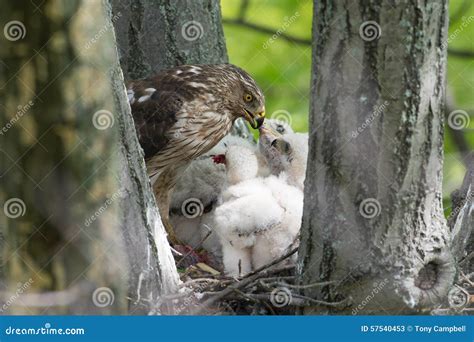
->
[276, 124, 284, 133]
[244, 94, 253, 102]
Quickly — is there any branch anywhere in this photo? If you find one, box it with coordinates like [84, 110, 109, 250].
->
[222, 19, 474, 57]
[448, 48, 474, 59]
[222, 18, 311, 46]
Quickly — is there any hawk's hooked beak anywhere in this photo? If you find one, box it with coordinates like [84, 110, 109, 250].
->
[244, 108, 265, 129]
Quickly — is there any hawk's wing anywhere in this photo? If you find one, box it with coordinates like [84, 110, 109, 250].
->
[128, 86, 181, 160]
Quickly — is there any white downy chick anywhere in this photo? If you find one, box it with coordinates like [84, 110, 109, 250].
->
[213, 144, 303, 277]
[265, 118, 294, 136]
[258, 126, 308, 190]
[170, 134, 257, 255]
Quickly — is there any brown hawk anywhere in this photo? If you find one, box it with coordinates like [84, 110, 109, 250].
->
[127, 63, 265, 244]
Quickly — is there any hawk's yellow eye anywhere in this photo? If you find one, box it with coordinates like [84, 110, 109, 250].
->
[244, 94, 253, 102]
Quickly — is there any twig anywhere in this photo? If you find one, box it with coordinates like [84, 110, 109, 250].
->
[175, 228, 213, 267]
[459, 252, 474, 267]
[192, 249, 297, 314]
[178, 278, 225, 288]
[260, 280, 337, 289]
[234, 293, 348, 307]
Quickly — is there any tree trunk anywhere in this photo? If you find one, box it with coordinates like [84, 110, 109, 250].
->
[449, 155, 473, 275]
[0, 0, 178, 314]
[298, 0, 455, 314]
[110, 0, 228, 80]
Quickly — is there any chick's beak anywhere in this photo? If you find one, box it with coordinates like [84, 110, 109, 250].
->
[259, 124, 281, 139]
[244, 108, 265, 129]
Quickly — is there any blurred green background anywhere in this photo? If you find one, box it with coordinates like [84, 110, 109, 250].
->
[221, 0, 473, 204]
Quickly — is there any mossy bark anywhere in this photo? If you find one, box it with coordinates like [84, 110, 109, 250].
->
[299, 0, 455, 314]
[0, 0, 179, 314]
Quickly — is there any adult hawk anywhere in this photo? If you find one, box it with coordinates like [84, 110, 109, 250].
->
[127, 63, 265, 244]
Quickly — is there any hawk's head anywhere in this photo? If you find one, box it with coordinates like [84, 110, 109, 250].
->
[217, 64, 266, 129]
[170, 64, 265, 129]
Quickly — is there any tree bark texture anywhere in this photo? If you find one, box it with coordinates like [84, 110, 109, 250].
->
[110, 0, 228, 81]
[298, 0, 455, 314]
[0, 0, 178, 314]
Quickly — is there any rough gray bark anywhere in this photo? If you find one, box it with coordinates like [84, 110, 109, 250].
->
[449, 155, 473, 274]
[110, 0, 228, 80]
[298, 0, 455, 314]
[104, 1, 180, 314]
[0, 0, 178, 314]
